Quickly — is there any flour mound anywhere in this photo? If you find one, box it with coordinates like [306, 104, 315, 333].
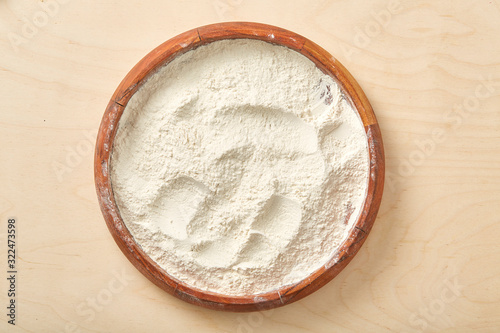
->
[111, 39, 369, 296]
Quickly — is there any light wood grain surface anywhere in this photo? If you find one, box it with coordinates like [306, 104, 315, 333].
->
[1, 0, 499, 332]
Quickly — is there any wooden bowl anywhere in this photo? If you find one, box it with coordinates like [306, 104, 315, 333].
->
[94, 22, 384, 312]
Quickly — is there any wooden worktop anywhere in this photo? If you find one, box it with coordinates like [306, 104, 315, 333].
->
[0, 0, 499, 332]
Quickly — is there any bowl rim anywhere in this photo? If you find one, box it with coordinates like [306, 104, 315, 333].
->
[94, 21, 385, 312]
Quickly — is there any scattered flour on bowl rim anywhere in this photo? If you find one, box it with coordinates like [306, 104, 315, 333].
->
[110, 39, 369, 296]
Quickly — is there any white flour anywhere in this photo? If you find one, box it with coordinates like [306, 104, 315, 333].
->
[110, 39, 369, 296]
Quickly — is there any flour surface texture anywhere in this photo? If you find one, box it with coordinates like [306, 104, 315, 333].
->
[111, 39, 369, 296]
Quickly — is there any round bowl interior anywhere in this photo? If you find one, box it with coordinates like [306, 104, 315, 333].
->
[94, 22, 385, 312]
